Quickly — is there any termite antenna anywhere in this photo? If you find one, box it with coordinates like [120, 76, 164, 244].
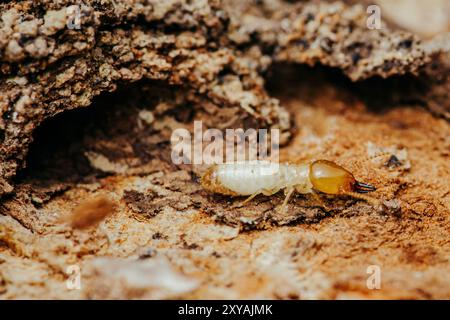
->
[345, 191, 381, 208]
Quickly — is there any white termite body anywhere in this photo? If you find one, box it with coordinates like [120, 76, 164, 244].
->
[203, 160, 313, 196]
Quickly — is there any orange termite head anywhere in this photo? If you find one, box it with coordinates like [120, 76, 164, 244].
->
[309, 160, 376, 195]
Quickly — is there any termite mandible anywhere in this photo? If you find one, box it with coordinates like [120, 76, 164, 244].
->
[201, 159, 380, 212]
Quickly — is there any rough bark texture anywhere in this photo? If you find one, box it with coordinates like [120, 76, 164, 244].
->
[0, 0, 449, 299]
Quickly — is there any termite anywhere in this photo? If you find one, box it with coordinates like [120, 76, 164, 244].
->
[201, 160, 380, 212]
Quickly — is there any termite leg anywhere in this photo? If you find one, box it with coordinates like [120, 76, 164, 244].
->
[280, 187, 295, 213]
[235, 189, 279, 208]
[234, 191, 261, 208]
[311, 192, 331, 212]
